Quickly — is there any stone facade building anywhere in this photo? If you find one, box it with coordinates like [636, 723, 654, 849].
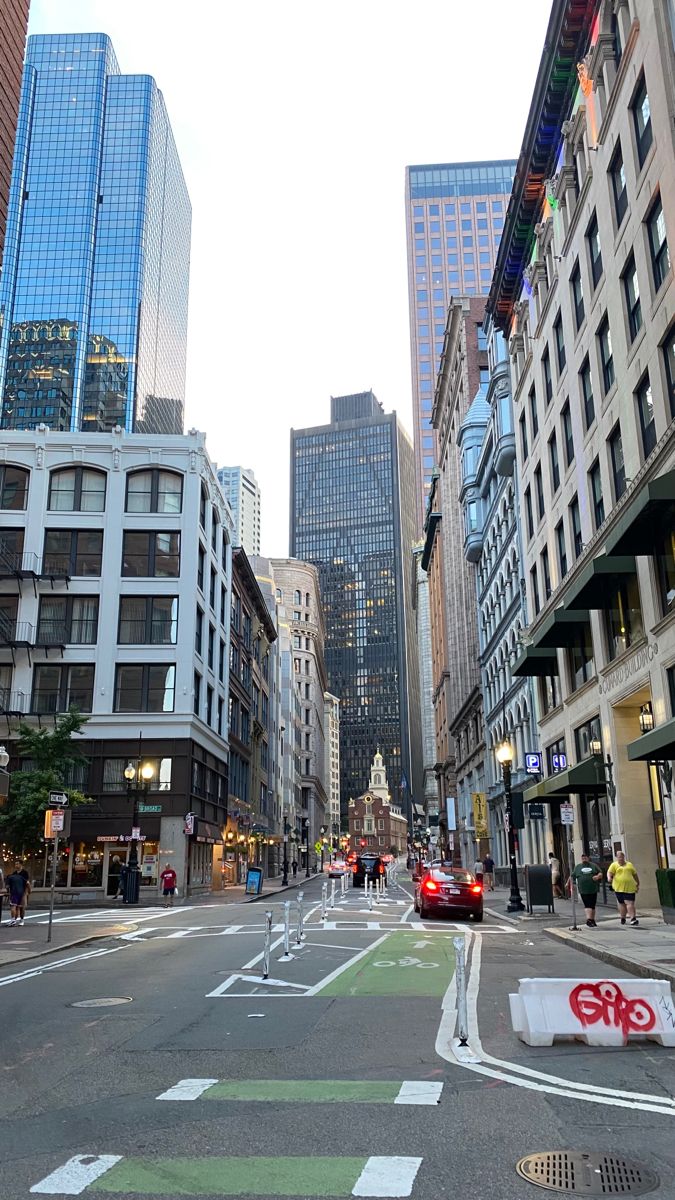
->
[348, 751, 408, 856]
[424, 297, 488, 858]
[490, 0, 675, 905]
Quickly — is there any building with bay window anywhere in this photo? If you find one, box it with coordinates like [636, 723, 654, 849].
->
[490, 0, 675, 904]
[0, 426, 233, 897]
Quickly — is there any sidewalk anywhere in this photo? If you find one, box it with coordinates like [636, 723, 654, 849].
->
[485, 885, 675, 987]
[0, 917, 126, 969]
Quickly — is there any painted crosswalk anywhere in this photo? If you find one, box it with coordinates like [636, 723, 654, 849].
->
[30, 1154, 423, 1197]
[156, 1078, 443, 1105]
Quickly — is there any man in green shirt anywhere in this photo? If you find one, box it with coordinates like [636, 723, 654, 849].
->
[571, 854, 603, 927]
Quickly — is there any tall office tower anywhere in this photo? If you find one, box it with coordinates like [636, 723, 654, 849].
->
[216, 467, 261, 556]
[0, 1, 29, 263]
[0, 32, 191, 435]
[291, 390, 422, 823]
[405, 159, 516, 518]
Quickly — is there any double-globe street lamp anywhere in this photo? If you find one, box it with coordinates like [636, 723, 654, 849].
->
[496, 741, 525, 913]
[123, 759, 155, 904]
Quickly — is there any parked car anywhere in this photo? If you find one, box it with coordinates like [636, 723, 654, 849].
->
[328, 860, 347, 878]
[352, 854, 385, 888]
[414, 865, 483, 921]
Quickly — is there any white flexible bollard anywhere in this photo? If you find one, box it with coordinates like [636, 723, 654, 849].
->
[321, 881, 328, 921]
[279, 900, 292, 959]
[368, 879, 374, 911]
[330, 878, 336, 909]
[453, 935, 469, 1046]
[296, 890, 305, 944]
[262, 910, 273, 980]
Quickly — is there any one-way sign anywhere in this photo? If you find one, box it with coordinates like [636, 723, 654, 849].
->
[48, 790, 68, 807]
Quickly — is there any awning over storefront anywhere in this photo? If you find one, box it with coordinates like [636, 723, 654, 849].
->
[606, 468, 675, 556]
[193, 819, 224, 845]
[627, 717, 675, 763]
[512, 645, 559, 677]
[534, 607, 590, 649]
[562, 555, 637, 611]
[412, 803, 426, 819]
[523, 758, 605, 803]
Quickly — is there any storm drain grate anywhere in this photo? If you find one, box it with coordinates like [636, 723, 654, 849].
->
[516, 1152, 659, 1195]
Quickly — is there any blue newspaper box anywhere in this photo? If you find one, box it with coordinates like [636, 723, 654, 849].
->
[245, 866, 264, 895]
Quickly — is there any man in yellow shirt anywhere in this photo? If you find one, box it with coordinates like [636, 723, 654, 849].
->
[607, 851, 639, 926]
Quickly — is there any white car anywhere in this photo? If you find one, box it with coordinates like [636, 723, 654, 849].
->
[328, 860, 347, 877]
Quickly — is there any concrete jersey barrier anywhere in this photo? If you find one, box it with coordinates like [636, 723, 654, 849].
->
[509, 976, 675, 1047]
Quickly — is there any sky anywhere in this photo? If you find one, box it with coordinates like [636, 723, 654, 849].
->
[29, 0, 550, 556]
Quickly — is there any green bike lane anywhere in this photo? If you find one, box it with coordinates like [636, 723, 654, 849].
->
[8, 914, 472, 1199]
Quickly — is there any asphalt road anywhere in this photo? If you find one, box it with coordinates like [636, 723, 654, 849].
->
[2, 873, 675, 1199]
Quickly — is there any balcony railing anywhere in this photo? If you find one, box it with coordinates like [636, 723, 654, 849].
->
[0, 617, 35, 646]
[0, 689, 28, 715]
[0, 542, 70, 580]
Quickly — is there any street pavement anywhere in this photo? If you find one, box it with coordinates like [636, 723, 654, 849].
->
[1, 873, 675, 1199]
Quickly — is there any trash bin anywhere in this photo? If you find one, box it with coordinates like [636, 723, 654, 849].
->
[524, 864, 554, 914]
[121, 864, 140, 905]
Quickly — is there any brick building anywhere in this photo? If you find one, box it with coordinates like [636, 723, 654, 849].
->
[348, 751, 408, 856]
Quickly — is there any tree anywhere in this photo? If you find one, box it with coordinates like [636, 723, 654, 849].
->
[0, 708, 90, 853]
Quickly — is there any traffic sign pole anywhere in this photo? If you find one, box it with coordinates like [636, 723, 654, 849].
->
[47, 830, 59, 945]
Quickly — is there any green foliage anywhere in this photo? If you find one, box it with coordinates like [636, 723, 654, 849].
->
[655, 868, 675, 909]
[0, 708, 90, 853]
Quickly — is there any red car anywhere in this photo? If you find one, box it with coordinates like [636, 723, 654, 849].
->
[414, 866, 483, 921]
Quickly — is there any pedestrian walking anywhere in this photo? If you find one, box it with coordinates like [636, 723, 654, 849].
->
[571, 854, 603, 927]
[18, 864, 31, 923]
[549, 851, 563, 898]
[5, 862, 29, 926]
[0, 864, 5, 925]
[473, 857, 484, 885]
[160, 863, 177, 908]
[482, 854, 495, 891]
[607, 851, 640, 926]
[292, 859, 298, 879]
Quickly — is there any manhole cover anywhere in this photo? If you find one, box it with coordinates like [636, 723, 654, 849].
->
[516, 1152, 659, 1195]
[71, 997, 133, 1008]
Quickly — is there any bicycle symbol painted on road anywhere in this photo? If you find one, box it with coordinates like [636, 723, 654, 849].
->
[373, 956, 439, 969]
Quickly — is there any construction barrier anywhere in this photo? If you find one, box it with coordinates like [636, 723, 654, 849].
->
[509, 976, 675, 1047]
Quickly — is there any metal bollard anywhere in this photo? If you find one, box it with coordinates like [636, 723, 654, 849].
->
[321, 881, 328, 921]
[262, 910, 273, 980]
[330, 878, 336, 909]
[295, 890, 305, 945]
[453, 935, 469, 1046]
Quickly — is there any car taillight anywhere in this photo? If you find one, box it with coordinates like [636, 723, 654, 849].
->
[379, 864, 385, 874]
[352, 864, 357, 873]
[423, 879, 439, 892]
[470, 884, 482, 894]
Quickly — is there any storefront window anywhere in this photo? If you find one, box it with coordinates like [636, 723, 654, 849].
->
[102, 758, 172, 791]
[603, 575, 643, 661]
[70, 842, 104, 887]
[140, 841, 159, 887]
[540, 673, 559, 715]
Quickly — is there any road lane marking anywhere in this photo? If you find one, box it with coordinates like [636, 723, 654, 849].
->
[0, 946, 125, 988]
[207, 973, 310, 997]
[30, 1155, 122, 1195]
[30, 1155, 422, 1197]
[353, 1156, 422, 1197]
[400, 906, 413, 922]
[156, 1079, 218, 1101]
[305, 934, 391, 996]
[394, 1081, 442, 1105]
[154, 1078, 443, 1106]
[318, 931, 454, 997]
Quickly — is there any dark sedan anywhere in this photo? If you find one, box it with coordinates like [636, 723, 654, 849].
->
[352, 854, 385, 888]
[414, 866, 483, 921]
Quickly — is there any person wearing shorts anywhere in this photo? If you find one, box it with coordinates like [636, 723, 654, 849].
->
[607, 851, 639, 926]
[571, 854, 603, 927]
[5, 863, 29, 926]
[160, 863, 177, 907]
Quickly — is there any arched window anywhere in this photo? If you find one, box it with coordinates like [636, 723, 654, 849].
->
[294, 590, 301, 605]
[0, 465, 29, 510]
[48, 466, 106, 513]
[305, 592, 310, 608]
[126, 469, 183, 514]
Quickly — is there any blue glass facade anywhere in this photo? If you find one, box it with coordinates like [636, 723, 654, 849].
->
[0, 33, 190, 434]
[291, 392, 422, 822]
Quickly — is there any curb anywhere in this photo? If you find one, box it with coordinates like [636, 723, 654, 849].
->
[543, 926, 675, 987]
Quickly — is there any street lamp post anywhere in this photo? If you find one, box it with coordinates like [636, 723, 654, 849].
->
[123, 759, 155, 905]
[303, 819, 311, 879]
[496, 741, 524, 913]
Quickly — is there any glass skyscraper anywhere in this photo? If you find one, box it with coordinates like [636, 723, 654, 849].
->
[405, 159, 516, 518]
[0, 33, 191, 434]
[290, 391, 422, 823]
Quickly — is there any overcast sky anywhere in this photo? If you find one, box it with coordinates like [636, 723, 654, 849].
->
[29, 0, 549, 555]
